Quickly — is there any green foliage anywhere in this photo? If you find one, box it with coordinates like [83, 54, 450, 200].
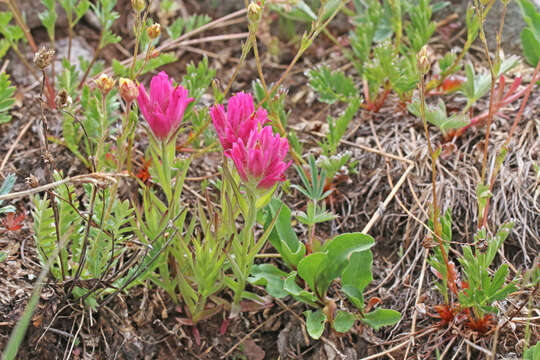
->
[59, 0, 91, 26]
[460, 57, 519, 111]
[346, 0, 436, 100]
[292, 155, 335, 228]
[362, 308, 402, 330]
[428, 209, 517, 320]
[167, 14, 211, 39]
[0, 72, 16, 124]
[293, 155, 332, 203]
[181, 57, 216, 103]
[0, 12, 25, 60]
[349, 0, 382, 75]
[79, 86, 120, 169]
[404, 0, 436, 52]
[32, 172, 134, 305]
[307, 66, 358, 104]
[304, 309, 326, 339]
[408, 98, 468, 136]
[519, 0, 540, 66]
[39, 0, 58, 41]
[427, 209, 453, 303]
[264, 199, 306, 269]
[321, 99, 360, 155]
[91, 0, 121, 48]
[57, 59, 79, 98]
[253, 226, 400, 338]
[173, 206, 227, 323]
[316, 151, 352, 184]
[0, 174, 16, 215]
[458, 223, 517, 317]
[524, 341, 540, 360]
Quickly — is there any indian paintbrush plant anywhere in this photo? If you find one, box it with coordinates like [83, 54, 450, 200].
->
[212, 92, 291, 316]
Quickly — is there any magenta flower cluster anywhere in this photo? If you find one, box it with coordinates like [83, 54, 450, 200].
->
[137, 72, 194, 140]
[212, 92, 291, 190]
[137, 72, 290, 190]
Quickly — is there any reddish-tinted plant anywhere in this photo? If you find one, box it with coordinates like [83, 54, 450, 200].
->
[136, 159, 151, 184]
[1, 212, 25, 232]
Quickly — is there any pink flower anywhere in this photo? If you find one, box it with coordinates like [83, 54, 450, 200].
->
[227, 126, 291, 189]
[137, 71, 194, 140]
[211, 92, 269, 151]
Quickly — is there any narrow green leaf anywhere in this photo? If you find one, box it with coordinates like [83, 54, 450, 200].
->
[362, 308, 401, 330]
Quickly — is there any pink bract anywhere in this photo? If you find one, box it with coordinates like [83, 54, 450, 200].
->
[211, 92, 269, 151]
[227, 126, 291, 190]
[137, 71, 194, 140]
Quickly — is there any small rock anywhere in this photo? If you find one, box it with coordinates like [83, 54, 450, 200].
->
[53, 37, 95, 74]
[435, 0, 540, 55]
[6, 36, 94, 86]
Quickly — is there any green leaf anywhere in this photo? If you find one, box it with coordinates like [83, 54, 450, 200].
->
[362, 308, 401, 330]
[325, 99, 360, 154]
[283, 272, 319, 305]
[181, 57, 216, 102]
[0, 252, 7, 263]
[0, 72, 16, 124]
[248, 264, 288, 298]
[317, 233, 375, 295]
[298, 252, 328, 295]
[304, 309, 327, 339]
[342, 285, 365, 310]
[166, 14, 211, 39]
[523, 340, 540, 360]
[408, 98, 468, 135]
[521, 28, 540, 66]
[342, 251, 373, 297]
[266, 199, 305, 269]
[476, 183, 492, 221]
[307, 65, 358, 104]
[333, 310, 356, 333]
[519, 0, 540, 37]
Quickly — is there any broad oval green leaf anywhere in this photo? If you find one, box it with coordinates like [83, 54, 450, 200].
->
[248, 264, 288, 298]
[342, 251, 373, 296]
[317, 233, 375, 295]
[304, 309, 327, 339]
[298, 252, 328, 295]
[333, 310, 356, 333]
[266, 199, 305, 269]
[283, 272, 319, 306]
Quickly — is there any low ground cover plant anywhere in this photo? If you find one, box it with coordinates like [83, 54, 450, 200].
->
[0, 0, 538, 358]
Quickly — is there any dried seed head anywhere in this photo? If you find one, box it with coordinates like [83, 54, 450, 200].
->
[55, 89, 72, 109]
[95, 73, 115, 94]
[131, 0, 146, 13]
[422, 236, 437, 249]
[25, 175, 39, 188]
[247, 1, 262, 23]
[118, 78, 139, 103]
[417, 45, 431, 75]
[33, 47, 56, 69]
[147, 23, 161, 39]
